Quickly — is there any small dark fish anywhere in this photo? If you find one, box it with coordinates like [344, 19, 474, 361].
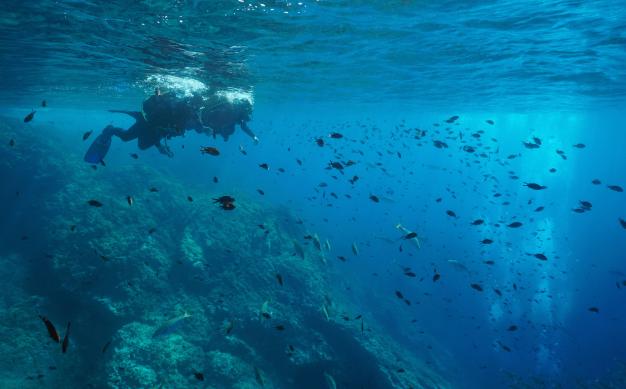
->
[369, 195, 380, 203]
[102, 340, 112, 354]
[533, 137, 542, 145]
[523, 142, 540, 149]
[481, 239, 493, 244]
[470, 283, 483, 292]
[24, 110, 36, 123]
[507, 221, 523, 228]
[549, 168, 557, 173]
[591, 179, 601, 185]
[395, 291, 404, 299]
[498, 342, 511, 352]
[618, 218, 626, 229]
[446, 210, 457, 218]
[573, 143, 586, 149]
[9, 139, 15, 147]
[433, 140, 448, 149]
[403, 232, 417, 240]
[187, 196, 193, 202]
[82, 130, 93, 141]
[61, 322, 71, 353]
[404, 271, 416, 277]
[213, 176, 219, 183]
[534, 206, 544, 212]
[296, 159, 302, 165]
[397, 368, 406, 373]
[200, 146, 220, 156]
[149, 187, 158, 192]
[354, 314, 362, 320]
[532, 253, 548, 261]
[257, 189, 265, 195]
[130, 153, 139, 159]
[433, 273, 441, 282]
[524, 183, 547, 190]
[483, 260, 495, 265]
[39, 315, 60, 343]
[588, 307, 599, 313]
[494, 289, 502, 296]
[337, 256, 347, 262]
[87, 200, 103, 207]
[329, 161, 343, 170]
[41, 100, 47, 107]
[275, 325, 285, 331]
[486, 120, 494, 125]
[148, 227, 156, 234]
[579, 200, 592, 209]
[608, 185, 623, 192]
[507, 325, 518, 331]
[194, 372, 204, 381]
[70, 225, 76, 231]
[471, 219, 484, 226]
[445, 115, 459, 123]
[329, 132, 343, 139]
[126, 196, 133, 206]
[259, 163, 270, 170]
[276, 274, 283, 286]
[315, 138, 325, 147]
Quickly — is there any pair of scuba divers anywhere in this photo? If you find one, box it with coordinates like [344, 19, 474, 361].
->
[84, 89, 258, 163]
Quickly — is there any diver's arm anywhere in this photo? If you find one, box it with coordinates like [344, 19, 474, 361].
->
[155, 141, 174, 158]
[240, 120, 259, 143]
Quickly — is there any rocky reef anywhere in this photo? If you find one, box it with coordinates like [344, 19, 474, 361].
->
[0, 117, 448, 388]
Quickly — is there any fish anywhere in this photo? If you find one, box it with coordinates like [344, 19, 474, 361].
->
[82, 130, 93, 141]
[481, 238, 494, 244]
[200, 146, 220, 156]
[507, 325, 518, 331]
[486, 120, 494, 125]
[531, 253, 548, 261]
[579, 200, 592, 209]
[591, 179, 601, 185]
[471, 219, 484, 226]
[534, 206, 544, 212]
[324, 372, 337, 389]
[494, 289, 502, 296]
[619, 218, 626, 229]
[524, 183, 547, 190]
[329, 132, 343, 139]
[24, 110, 36, 123]
[447, 259, 469, 272]
[395, 291, 404, 299]
[369, 195, 380, 203]
[213, 195, 235, 210]
[573, 143, 586, 149]
[523, 142, 540, 149]
[126, 196, 133, 206]
[152, 312, 192, 337]
[223, 320, 234, 335]
[351, 242, 359, 255]
[433, 273, 441, 282]
[404, 271, 416, 277]
[87, 200, 103, 207]
[39, 315, 60, 343]
[446, 210, 457, 218]
[213, 176, 219, 183]
[259, 163, 270, 170]
[61, 322, 71, 353]
[102, 339, 112, 354]
[187, 196, 193, 202]
[470, 283, 483, 292]
[445, 115, 459, 123]
[293, 240, 305, 259]
[41, 100, 47, 107]
[276, 274, 283, 286]
[239, 145, 247, 155]
[193, 372, 204, 381]
[315, 138, 325, 147]
[275, 325, 285, 331]
[9, 139, 15, 147]
[149, 187, 158, 192]
[608, 185, 623, 192]
[254, 366, 265, 387]
[588, 307, 599, 313]
[130, 153, 139, 159]
[260, 300, 271, 320]
[507, 221, 523, 228]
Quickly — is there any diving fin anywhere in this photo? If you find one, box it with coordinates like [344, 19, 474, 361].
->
[84, 128, 113, 164]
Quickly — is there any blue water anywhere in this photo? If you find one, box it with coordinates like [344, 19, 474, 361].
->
[1, 1, 626, 388]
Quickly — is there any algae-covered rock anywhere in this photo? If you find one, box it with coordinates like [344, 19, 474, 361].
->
[0, 117, 449, 388]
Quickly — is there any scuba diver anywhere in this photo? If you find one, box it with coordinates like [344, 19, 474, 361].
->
[84, 89, 258, 164]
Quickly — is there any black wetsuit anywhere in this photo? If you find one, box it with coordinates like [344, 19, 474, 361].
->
[200, 96, 255, 141]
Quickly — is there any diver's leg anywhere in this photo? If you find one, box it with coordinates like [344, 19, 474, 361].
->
[108, 124, 139, 142]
